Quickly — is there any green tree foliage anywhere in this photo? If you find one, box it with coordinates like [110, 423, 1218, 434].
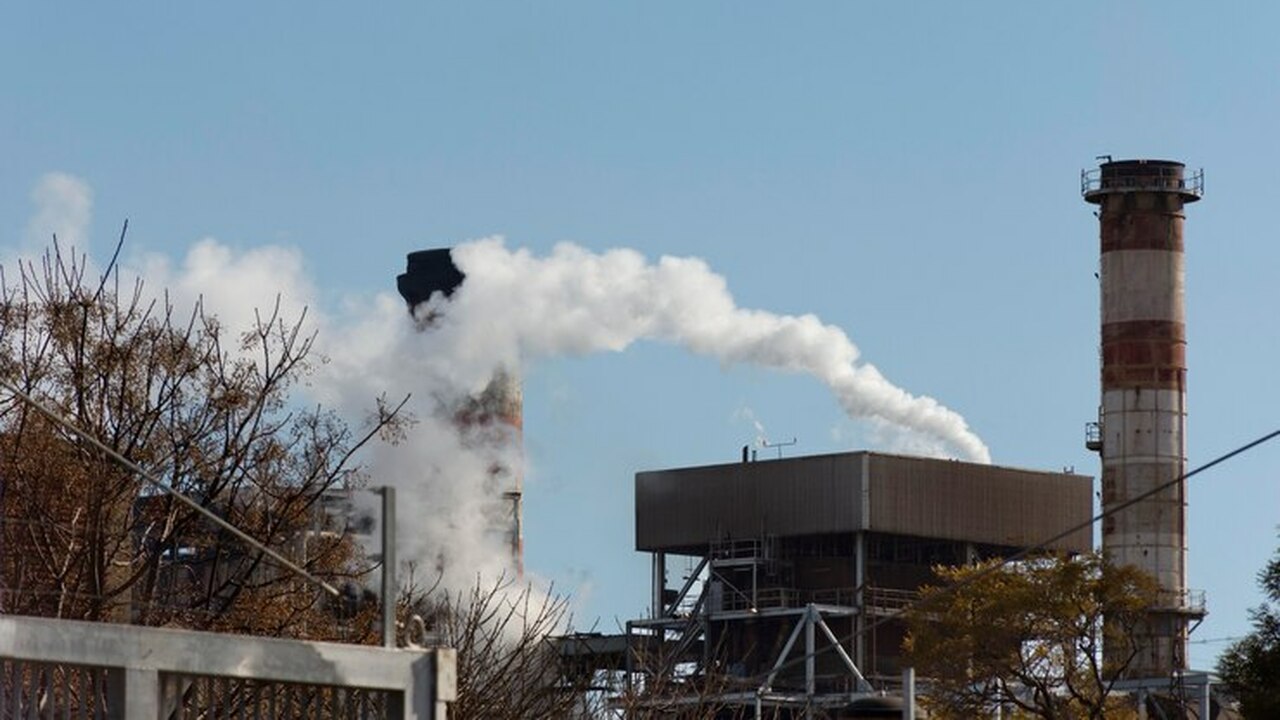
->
[903, 552, 1159, 720]
[1217, 537, 1280, 718]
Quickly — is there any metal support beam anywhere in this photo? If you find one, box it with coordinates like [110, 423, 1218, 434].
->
[854, 530, 866, 672]
[652, 552, 666, 618]
[763, 613, 807, 691]
[816, 616, 869, 692]
[381, 486, 398, 648]
[665, 556, 707, 617]
[804, 606, 816, 720]
[623, 622, 633, 692]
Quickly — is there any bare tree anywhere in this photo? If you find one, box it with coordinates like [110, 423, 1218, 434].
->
[0, 240, 400, 641]
[403, 569, 590, 720]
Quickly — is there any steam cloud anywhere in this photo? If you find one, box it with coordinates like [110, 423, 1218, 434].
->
[434, 239, 990, 464]
[20, 173, 93, 256]
[12, 173, 990, 597]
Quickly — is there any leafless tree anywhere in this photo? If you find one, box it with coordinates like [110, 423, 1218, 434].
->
[0, 239, 401, 642]
[404, 569, 591, 720]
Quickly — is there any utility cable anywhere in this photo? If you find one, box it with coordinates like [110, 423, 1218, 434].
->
[0, 378, 341, 598]
[1187, 636, 1244, 645]
[741, 427, 1280, 687]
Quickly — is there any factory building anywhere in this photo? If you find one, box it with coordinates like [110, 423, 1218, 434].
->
[616, 451, 1092, 715]
[556, 158, 1216, 716]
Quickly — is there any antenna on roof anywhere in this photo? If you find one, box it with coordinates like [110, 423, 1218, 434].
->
[761, 437, 797, 460]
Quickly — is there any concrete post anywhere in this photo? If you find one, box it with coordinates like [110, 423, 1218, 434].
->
[902, 666, 915, 720]
[106, 667, 159, 720]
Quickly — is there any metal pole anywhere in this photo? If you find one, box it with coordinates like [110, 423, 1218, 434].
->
[854, 531, 866, 671]
[624, 621, 634, 694]
[902, 666, 915, 720]
[381, 486, 397, 648]
[805, 605, 816, 720]
[652, 551, 666, 618]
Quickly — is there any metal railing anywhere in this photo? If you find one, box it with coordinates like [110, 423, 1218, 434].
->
[1156, 588, 1208, 615]
[709, 538, 765, 561]
[0, 615, 455, 719]
[1081, 167, 1204, 198]
[714, 585, 921, 614]
[716, 586, 802, 613]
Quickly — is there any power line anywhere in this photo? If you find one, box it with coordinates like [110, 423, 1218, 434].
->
[0, 378, 341, 598]
[1188, 636, 1245, 646]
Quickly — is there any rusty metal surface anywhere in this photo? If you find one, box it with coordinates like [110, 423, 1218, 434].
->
[1099, 206, 1186, 251]
[1083, 159, 1202, 204]
[634, 452, 1092, 554]
[1100, 319, 1186, 389]
[1085, 157, 1199, 678]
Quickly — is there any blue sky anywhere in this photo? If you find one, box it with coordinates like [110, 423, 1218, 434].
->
[4, 2, 1279, 669]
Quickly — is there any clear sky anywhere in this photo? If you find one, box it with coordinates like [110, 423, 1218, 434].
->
[4, 2, 1278, 670]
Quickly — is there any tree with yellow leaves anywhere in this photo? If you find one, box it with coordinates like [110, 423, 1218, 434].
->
[904, 552, 1159, 720]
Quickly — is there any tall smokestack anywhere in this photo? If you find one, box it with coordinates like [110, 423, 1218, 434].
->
[1083, 159, 1204, 677]
[397, 249, 524, 575]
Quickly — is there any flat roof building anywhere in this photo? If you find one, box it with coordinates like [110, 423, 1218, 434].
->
[621, 451, 1092, 716]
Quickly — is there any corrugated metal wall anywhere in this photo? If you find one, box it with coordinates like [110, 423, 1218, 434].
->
[635, 454, 862, 552]
[635, 452, 1091, 554]
[866, 455, 1090, 552]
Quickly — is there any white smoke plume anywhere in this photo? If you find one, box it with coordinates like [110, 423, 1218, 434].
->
[733, 405, 771, 448]
[426, 238, 991, 464]
[21, 172, 93, 255]
[177, 235, 991, 593]
[9, 173, 991, 600]
[136, 238, 317, 340]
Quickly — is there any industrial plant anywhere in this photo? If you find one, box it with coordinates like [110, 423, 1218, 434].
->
[621, 452, 1092, 715]
[1084, 158, 1205, 679]
[552, 158, 1222, 718]
[380, 158, 1226, 718]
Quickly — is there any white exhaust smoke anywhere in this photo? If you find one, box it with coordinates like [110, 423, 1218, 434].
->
[12, 173, 990, 596]
[312, 237, 991, 591]
[425, 238, 991, 464]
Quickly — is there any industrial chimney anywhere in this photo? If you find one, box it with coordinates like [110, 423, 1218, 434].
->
[397, 249, 524, 575]
[1083, 159, 1205, 678]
